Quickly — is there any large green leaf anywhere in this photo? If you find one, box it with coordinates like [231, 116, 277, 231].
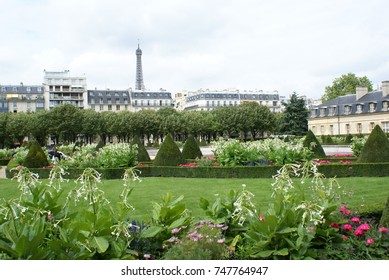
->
[140, 226, 164, 238]
[90, 236, 109, 254]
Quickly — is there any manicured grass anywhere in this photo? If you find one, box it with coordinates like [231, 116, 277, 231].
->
[0, 176, 388, 220]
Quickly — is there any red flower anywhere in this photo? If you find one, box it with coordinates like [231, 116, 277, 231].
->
[357, 223, 370, 231]
[342, 224, 353, 231]
[379, 227, 388, 234]
[354, 228, 364, 236]
[340, 205, 351, 215]
[350, 217, 361, 224]
[366, 238, 374, 245]
[259, 216, 265, 221]
[330, 222, 339, 229]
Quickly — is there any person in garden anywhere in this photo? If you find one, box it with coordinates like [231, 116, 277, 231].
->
[48, 147, 65, 162]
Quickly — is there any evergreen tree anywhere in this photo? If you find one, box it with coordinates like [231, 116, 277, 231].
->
[357, 125, 389, 163]
[131, 135, 151, 162]
[302, 130, 326, 158]
[23, 141, 49, 168]
[280, 93, 308, 136]
[182, 135, 203, 160]
[154, 134, 184, 166]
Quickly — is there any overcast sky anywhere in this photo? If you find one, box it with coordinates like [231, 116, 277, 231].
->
[1, 0, 388, 99]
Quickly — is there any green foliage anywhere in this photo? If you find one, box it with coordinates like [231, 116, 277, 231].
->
[0, 166, 139, 260]
[153, 134, 184, 166]
[322, 73, 373, 102]
[324, 135, 334, 145]
[182, 135, 203, 160]
[280, 93, 309, 136]
[303, 130, 326, 158]
[131, 135, 151, 162]
[379, 195, 389, 228]
[23, 141, 49, 168]
[357, 125, 389, 163]
[243, 162, 344, 260]
[345, 134, 353, 144]
[163, 221, 228, 260]
[140, 192, 191, 257]
[350, 136, 367, 157]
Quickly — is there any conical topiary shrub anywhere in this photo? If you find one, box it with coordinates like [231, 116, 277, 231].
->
[153, 134, 184, 166]
[23, 141, 49, 168]
[380, 195, 389, 227]
[182, 135, 203, 160]
[131, 135, 151, 162]
[357, 125, 389, 163]
[302, 130, 326, 158]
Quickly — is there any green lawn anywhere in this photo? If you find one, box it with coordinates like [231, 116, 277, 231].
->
[1, 176, 388, 220]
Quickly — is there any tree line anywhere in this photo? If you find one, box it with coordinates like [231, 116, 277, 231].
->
[0, 94, 308, 148]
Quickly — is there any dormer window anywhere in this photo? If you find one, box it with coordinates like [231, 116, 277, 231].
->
[382, 101, 388, 111]
[356, 104, 363, 113]
[320, 108, 326, 117]
[328, 106, 336, 116]
[344, 105, 351, 115]
[369, 102, 376, 112]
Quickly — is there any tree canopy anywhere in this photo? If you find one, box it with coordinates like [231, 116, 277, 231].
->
[321, 73, 373, 102]
[280, 93, 308, 136]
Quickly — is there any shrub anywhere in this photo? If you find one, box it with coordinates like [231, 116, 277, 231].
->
[357, 125, 389, 163]
[324, 135, 334, 145]
[153, 134, 184, 166]
[131, 135, 151, 162]
[345, 134, 353, 144]
[182, 135, 203, 160]
[380, 195, 389, 227]
[303, 130, 326, 158]
[23, 141, 49, 168]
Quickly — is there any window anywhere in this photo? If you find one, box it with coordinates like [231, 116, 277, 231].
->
[329, 107, 336, 116]
[312, 126, 316, 133]
[344, 105, 351, 115]
[27, 87, 31, 92]
[99, 105, 103, 111]
[369, 103, 376, 112]
[345, 124, 350, 134]
[116, 105, 120, 111]
[320, 126, 325, 135]
[370, 122, 375, 131]
[382, 101, 388, 111]
[37, 87, 42, 92]
[356, 104, 363, 113]
[357, 123, 362, 134]
[108, 105, 112, 111]
[330, 125, 334, 135]
[320, 108, 326, 117]
[382, 122, 389, 133]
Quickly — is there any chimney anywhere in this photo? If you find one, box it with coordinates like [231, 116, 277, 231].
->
[382, 81, 389, 97]
[356, 86, 368, 100]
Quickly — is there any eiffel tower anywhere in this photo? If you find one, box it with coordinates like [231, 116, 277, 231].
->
[135, 43, 145, 90]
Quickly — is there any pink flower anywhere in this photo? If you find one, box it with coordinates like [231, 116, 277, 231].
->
[357, 223, 370, 231]
[340, 205, 351, 215]
[350, 217, 361, 223]
[354, 228, 364, 236]
[259, 216, 265, 221]
[342, 235, 348, 240]
[47, 214, 54, 220]
[366, 238, 374, 245]
[222, 226, 228, 231]
[330, 222, 339, 229]
[167, 237, 179, 243]
[171, 228, 180, 234]
[144, 254, 151, 259]
[342, 224, 353, 231]
[379, 227, 388, 234]
[217, 238, 225, 244]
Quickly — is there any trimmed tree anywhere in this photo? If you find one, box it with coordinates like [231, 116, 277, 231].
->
[131, 135, 151, 162]
[182, 135, 203, 160]
[302, 130, 326, 158]
[23, 141, 49, 168]
[380, 195, 389, 227]
[154, 134, 184, 166]
[357, 125, 389, 163]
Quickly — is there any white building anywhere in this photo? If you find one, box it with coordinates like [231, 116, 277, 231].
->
[179, 88, 282, 112]
[43, 70, 87, 110]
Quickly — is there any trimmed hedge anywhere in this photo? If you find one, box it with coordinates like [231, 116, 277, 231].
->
[7, 162, 389, 179]
[0, 159, 11, 166]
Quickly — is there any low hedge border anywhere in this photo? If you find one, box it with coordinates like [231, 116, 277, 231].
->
[0, 159, 11, 166]
[5, 162, 389, 179]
